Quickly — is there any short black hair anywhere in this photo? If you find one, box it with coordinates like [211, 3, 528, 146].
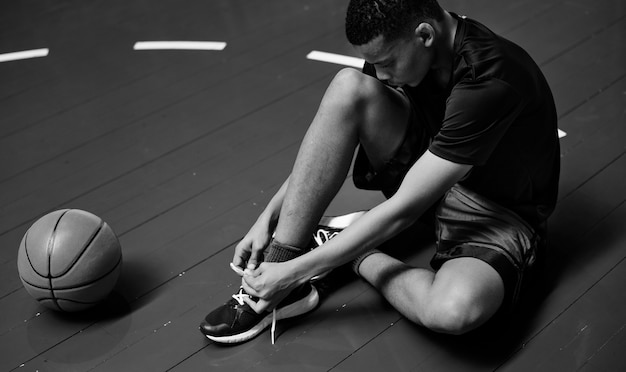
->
[345, 0, 444, 45]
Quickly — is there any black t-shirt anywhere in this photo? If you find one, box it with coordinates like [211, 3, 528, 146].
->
[365, 14, 560, 229]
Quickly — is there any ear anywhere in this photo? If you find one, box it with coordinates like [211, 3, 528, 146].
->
[414, 22, 435, 48]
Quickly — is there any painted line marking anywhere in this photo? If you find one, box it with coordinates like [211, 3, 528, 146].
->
[133, 41, 227, 51]
[307, 50, 364, 68]
[558, 129, 567, 138]
[0, 48, 49, 63]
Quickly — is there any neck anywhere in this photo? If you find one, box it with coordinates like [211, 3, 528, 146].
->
[431, 11, 458, 84]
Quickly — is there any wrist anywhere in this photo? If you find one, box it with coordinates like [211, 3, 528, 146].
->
[284, 258, 312, 287]
[289, 250, 331, 286]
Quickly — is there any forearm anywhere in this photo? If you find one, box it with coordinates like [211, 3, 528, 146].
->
[287, 151, 472, 283]
[287, 197, 419, 283]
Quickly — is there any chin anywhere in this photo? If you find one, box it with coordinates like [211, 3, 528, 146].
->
[405, 79, 422, 88]
[388, 80, 406, 88]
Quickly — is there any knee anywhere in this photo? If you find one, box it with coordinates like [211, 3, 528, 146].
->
[420, 293, 497, 335]
[327, 68, 384, 106]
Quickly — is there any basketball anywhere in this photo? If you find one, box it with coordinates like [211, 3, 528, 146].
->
[17, 209, 122, 312]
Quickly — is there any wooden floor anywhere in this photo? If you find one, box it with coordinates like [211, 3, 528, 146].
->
[1, 0, 624, 370]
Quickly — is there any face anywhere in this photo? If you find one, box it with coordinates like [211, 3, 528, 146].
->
[355, 32, 433, 87]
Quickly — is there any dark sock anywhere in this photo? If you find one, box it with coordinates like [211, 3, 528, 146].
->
[264, 239, 304, 262]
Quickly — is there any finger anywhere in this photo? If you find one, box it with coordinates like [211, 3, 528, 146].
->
[247, 242, 266, 270]
[243, 262, 265, 277]
[241, 276, 259, 297]
[246, 256, 259, 271]
[243, 266, 257, 277]
[229, 262, 244, 276]
[243, 296, 272, 313]
[232, 255, 246, 269]
[232, 243, 250, 269]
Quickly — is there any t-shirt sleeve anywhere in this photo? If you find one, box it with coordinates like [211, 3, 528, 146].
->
[429, 78, 525, 165]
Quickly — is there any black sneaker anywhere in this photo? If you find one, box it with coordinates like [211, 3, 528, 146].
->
[200, 284, 319, 344]
[309, 211, 366, 281]
[200, 211, 364, 344]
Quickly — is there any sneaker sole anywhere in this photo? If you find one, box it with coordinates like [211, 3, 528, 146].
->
[318, 211, 366, 229]
[204, 286, 320, 344]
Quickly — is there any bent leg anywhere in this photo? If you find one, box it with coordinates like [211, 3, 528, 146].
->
[358, 254, 505, 335]
[274, 68, 411, 248]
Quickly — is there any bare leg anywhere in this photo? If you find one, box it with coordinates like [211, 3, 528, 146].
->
[274, 68, 411, 248]
[357, 253, 505, 335]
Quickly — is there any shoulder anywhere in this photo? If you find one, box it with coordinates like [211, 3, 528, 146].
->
[452, 16, 544, 101]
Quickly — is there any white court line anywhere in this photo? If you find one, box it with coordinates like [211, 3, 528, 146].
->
[133, 41, 227, 51]
[309, 50, 568, 139]
[306, 50, 364, 68]
[0, 48, 49, 63]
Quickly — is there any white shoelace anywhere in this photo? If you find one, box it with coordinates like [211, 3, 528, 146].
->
[313, 228, 339, 246]
[232, 287, 277, 344]
[231, 288, 248, 305]
[271, 309, 276, 344]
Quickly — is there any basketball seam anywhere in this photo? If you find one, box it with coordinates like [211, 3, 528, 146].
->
[22, 230, 42, 277]
[55, 254, 122, 291]
[34, 297, 101, 305]
[49, 209, 71, 311]
[51, 213, 105, 278]
[19, 255, 120, 290]
[22, 211, 63, 279]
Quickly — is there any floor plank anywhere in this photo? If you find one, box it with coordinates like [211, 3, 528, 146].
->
[578, 321, 626, 372]
[499, 205, 626, 371]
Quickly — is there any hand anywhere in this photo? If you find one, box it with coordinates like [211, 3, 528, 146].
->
[240, 261, 300, 313]
[232, 218, 273, 272]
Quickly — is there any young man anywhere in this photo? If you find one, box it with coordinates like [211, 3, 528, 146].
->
[200, 0, 559, 343]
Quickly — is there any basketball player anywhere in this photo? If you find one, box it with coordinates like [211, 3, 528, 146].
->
[200, 0, 559, 343]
